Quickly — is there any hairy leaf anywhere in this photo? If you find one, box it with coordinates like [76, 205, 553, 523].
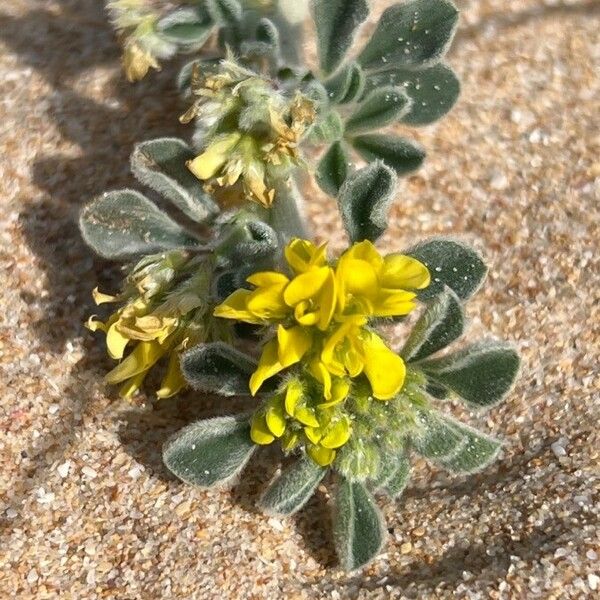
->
[412, 411, 465, 459]
[313, 0, 369, 74]
[352, 133, 425, 175]
[131, 138, 218, 223]
[337, 161, 397, 243]
[334, 477, 386, 571]
[157, 7, 214, 50]
[358, 0, 459, 70]
[406, 238, 488, 300]
[364, 63, 460, 125]
[163, 414, 255, 488]
[259, 456, 326, 515]
[79, 190, 195, 260]
[345, 87, 411, 134]
[180, 343, 257, 396]
[401, 288, 464, 362]
[324, 62, 365, 105]
[438, 424, 502, 473]
[316, 141, 351, 196]
[420, 341, 521, 408]
[371, 453, 411, 498]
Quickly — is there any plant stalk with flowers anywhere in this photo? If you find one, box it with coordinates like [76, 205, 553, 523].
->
[79, 0, 521, 570]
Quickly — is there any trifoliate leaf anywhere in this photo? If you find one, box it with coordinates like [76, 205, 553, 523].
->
[316, 141, 352, 196]
[419, 341, 521, 408]
[358, 0, 459, 71]
[79, 190, 195, 260]
[131, 138, 219, 223]
[313, 0, 370, 75]
[324, 62, 366, 105]
[363, 63, 460, 125]
[259, 456, 326, 515]
[180, 343, 258, 396]
[334, 477, 386, 571]
[401, 288, 464, 362]
[163, 414, 255, 488]
[337, 161, 397, 243]
[438, 423, 502, 473]
[345, 87, 412, 134]
[406, 238, 488, 300]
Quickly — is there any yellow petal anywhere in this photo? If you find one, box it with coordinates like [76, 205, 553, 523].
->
[246, 286, 289, 320]
[294, 301, 320, 326]
[371, 290, 417, 318]
[156, 353, 186, 399]
[251, 413, 275, 445]
[284, 239, 327, 274]
[187, 133, 242, 180]
[340, 239, 384, 268]
[303, 426, 322, 444]
[381, 254, 430, 290]
[265, 400, 287, 438]
[85, 316, 107, 332]
[294, 406, 320, 428]
[119, 371, 147, 400]
[249, 339, 285, 396]
[359, 333, 406, 400]
[281, 431, 300, 451]
[320, 417, 351, 449]
[336, 258, 378, 298]
[317, 268, 337, 331]
[284, 379, 303, 416]
[307, 445, 336, 466]
[92, 287, 118, 305]
[246, 271, 290, 287]
[277, 325, 312, 368]
[309, 358, 332, 400]
[318, 378, 351, 409]
[105, 341, 165, 384]
[214, 289, 263, 324]
[283, 267, 329, 307]
[106, 322, 130, 360]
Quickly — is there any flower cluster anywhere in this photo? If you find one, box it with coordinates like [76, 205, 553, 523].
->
[86, 252, 230, 399]
[214, 238, 430, 464]
[180, 60, 316, 207]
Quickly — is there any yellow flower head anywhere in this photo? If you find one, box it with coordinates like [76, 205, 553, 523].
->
[214, 238, 430, 464]
[181, 60, 315, 208]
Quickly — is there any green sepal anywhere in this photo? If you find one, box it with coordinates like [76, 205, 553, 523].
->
[157, 7, 214, 51]
[316, 140, 351, 196]
[401, 288, 464, 362]
[352, 133, 425, 175]
[130, 138, 219, 223]
[358, 0, 459, 71]
[363, 63, 460, 125]
[79, 190, 195, 260]
[333, 476, 386, 571]
[337, 161, 396, 243]
[406, 238, 488, 301]
[313, 0, 369, 75]
[180, 342, 257, 396]
[258, 456, 326, 516]
[437, 423, 502, 474]
[419, 341, 521, 408]
[163, 414, 255, 488]
[345, 87, 411, 134]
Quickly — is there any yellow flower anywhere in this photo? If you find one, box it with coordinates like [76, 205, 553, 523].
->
[123, 40, 160, 82]
[214, 238, 430, 404]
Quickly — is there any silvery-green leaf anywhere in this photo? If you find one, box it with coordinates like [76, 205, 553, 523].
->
[316, 141, 352, 196]
[337, 161, 397, 243]
[256, 17, 280, 48]
[324, 62, 365, 105]
[438, 424, 502, 474]
[206, 0, 242, 24]
[370, 453, 411, 499]
[131, 138, 218, 223]
[406, 238, 488, 300]
[419, 341, 520, 408]
[352, 133, 425, 175]
[157, 7, 214, 50]
[401, 288, 464, 362]
[163, 414, 255, 488]
[358, 0, 459, 71]
[259, 456, 326, 516]
[334, 477, 386, 571]
[79, 190, 195, 260]
[180, 343, 257, 396]
[412, 411, 465, 459]
[307, 110, 345, 144]
[363, 63, 460, 125]
[345, 87, 411, 134]
[313, 0, 369, 75]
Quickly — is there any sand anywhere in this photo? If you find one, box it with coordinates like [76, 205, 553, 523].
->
[0, 0, 598, 598]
